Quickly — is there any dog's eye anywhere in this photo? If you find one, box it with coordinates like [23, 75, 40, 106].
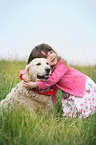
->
[36, 63, 41, 65]
[46, 62, 49, 65]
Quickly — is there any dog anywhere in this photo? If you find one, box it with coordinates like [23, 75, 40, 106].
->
[0, 58, 53, 113]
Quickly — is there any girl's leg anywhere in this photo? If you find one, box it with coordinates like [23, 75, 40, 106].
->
[62, 94, 79, 118]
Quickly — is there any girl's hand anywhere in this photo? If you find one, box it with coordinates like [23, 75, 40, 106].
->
[23, 81, 38, 89]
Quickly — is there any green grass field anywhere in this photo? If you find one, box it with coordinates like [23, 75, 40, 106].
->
[0, 60, 96, 145]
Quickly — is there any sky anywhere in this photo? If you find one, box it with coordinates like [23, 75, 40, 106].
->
[0, 0, 96, 65]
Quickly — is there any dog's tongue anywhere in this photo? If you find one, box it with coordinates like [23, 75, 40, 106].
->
[45, 74, 50, 77]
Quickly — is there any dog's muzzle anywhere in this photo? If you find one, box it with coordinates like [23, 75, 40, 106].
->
[37, 68, 51, 81]
[37, 75, 49, 80]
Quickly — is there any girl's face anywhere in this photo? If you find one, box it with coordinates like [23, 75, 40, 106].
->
[46, 51, 58, 66]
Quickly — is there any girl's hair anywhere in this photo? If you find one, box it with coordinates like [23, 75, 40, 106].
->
[28, 43, 69, 69]
[28, 44, 52, 64]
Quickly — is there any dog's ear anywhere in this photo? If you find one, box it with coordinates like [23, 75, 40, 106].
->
[25, 64, 30, 75]
[25, 64, 30, 82]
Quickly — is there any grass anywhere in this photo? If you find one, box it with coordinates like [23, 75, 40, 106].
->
[0, 60, 96, 145]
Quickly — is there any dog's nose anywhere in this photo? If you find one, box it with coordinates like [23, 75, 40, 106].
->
[45, 68, 50, 74]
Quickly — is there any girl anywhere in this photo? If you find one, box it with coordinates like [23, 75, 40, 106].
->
[20, 44, 96, 118]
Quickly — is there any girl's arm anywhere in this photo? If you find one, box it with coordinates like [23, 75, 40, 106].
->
[37, 61, 68, 90]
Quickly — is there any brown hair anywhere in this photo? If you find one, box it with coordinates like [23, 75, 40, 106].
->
[28, 44, 52, 64]
[28, 43, 69, 69]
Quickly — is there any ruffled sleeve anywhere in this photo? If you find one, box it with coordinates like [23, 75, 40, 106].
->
[19, 69, 26, 80]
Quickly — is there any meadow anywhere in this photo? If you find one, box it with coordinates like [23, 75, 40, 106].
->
[0, 60, 96, 145]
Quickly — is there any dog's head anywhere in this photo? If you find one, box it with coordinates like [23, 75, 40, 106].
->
[25, 58, 51, 82]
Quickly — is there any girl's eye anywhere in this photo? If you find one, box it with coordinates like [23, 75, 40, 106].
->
[50, 51, 53, 54]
